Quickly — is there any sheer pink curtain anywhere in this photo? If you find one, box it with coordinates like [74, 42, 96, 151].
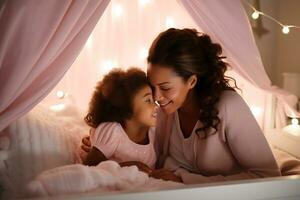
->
[0, 0, 110, 131]
[178, 0, 300, 121]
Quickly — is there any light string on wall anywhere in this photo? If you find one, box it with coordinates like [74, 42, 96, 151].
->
[244, 1, 300, 34]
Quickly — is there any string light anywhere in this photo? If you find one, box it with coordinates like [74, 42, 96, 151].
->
[85, 35, 93, 50]
[291, 118, 299, 125]
[139, 47, 148, 60]
[100, 60, 118, 75]
[250, 106, 262, 119]
[56, 91, 65, 99]
[251, 10, 260, 19]
[112, 4, 123, 17]
[138, 0, 151, 7]
[165, 16, 175, 29]
[245, 1, 300, 35]
[282, 26, 290, 34]
[50, 104, 66, 111]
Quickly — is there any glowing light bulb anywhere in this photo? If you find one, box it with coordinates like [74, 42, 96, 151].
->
[139, 0, 151, 7]
[139, 47, 148, 60]
[100, 60, 118, 75]
[251, 11, 260, 19]
[50, 104, 65, 111]
[103, 60, 117, 69]
[165, 17, 175, 29]
[85, 35, 93, 50]
[250, 106, 262, 119]
[113, 4, 123, 17]
[282, 26, 290, 34]
[56, 91, 65, 99]
[291, 118, 299, 125]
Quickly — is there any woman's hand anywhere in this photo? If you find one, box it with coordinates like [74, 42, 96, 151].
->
[119, 161, 152, 175]
[81, 135, 91, 153]
[150, 169, 182, 183]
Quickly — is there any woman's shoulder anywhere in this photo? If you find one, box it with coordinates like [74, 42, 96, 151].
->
[218, 90, 245, 107]
[216, 89, 250, 117]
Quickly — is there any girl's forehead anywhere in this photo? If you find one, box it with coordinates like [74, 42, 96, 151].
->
[134, 85, 153, 97]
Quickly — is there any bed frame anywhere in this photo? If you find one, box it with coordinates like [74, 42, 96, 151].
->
[30, 175, 300, 200]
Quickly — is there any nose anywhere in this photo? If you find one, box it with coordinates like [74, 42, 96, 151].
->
[153, 88, 163, 102]
[153, 103, 159, 111]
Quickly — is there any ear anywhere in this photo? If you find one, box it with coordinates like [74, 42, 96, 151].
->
[187, 75, 197, 89]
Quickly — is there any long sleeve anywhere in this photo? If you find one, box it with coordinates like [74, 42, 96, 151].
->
[176, 91, 281, 184]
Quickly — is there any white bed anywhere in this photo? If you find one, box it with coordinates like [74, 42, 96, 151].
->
[30, 175, 300, 200]
[1, 101, 300, 200]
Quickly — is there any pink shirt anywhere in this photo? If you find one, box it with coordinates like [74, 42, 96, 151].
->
[90, 122, 156, 168]
[155, 90, 281, 184]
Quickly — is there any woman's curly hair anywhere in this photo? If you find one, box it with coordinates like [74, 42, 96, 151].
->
[85, 67, 151, 128]
[147, 28, 238, 136]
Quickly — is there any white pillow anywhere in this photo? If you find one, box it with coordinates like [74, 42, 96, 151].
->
[0, 102, 89, 199]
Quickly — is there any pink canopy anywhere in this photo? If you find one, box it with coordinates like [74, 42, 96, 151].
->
[0, 0, 110, 131]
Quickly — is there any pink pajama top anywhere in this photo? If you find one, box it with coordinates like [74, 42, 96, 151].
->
[90, 122, 156, 168]
[155, 90, 281, 184]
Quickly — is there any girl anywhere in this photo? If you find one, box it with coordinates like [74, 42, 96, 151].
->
[82, 68, 158, 174]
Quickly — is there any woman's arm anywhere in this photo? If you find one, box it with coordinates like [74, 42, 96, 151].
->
[120, 161, 153, 175]
[150, 168, 182, 182]
[83, 147, 107, 166]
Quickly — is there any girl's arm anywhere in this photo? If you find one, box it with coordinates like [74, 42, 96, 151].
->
[83, 147, 107, 166]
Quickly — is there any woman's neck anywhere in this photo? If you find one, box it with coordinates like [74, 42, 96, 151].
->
[178, 90, 200, 116]
[177, 90, 201, 138]
[123, 120, 149, 145]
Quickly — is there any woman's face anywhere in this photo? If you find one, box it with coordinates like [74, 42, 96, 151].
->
[147, 65, 195, 115]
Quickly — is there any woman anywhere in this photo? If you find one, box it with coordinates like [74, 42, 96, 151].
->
[82, 28, 281, 184]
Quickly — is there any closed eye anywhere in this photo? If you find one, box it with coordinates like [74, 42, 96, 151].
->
[160, 88, 171, 91]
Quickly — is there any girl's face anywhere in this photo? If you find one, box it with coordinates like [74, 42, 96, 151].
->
[131, 85, 158, 127]
[147, 65, 196, 115]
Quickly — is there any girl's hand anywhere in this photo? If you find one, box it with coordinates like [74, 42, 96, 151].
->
[81, 135, 91, 153]
[150, 169, 182, 183]
[119, 161, 152, 175]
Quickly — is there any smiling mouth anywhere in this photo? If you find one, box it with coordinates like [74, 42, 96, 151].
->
[159, 101, 172, 107]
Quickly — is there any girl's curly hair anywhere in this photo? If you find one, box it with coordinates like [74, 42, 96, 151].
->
[147, 28, 238, 136]
[85, 67, 151, 128]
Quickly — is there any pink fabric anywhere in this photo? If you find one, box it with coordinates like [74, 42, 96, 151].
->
[156, 91, 281, 184]
[90, 122, 157, 168]
[178, 0, 300, 118]
[0, 0, 110, 132]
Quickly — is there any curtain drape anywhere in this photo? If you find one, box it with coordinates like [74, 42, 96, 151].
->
[0, 0, 110, 132]
[178, 0, 300, 121]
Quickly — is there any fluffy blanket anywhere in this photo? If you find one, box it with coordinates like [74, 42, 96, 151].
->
[0, 103, 89, 199]
[27, 161, 182, 197]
